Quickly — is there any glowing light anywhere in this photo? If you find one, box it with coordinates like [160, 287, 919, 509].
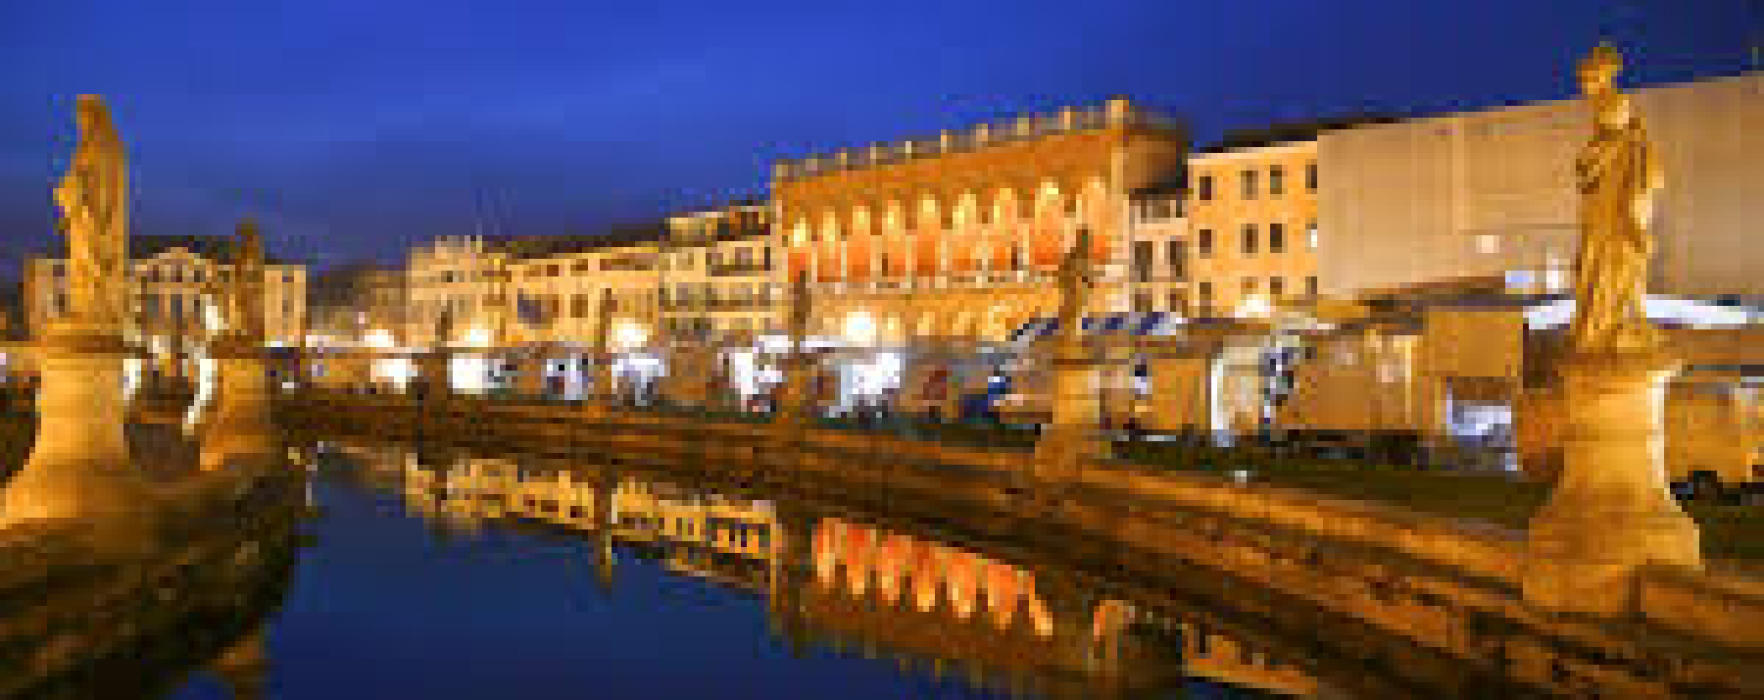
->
[842, 311, 878, 346]
[462, 326, 493, 348]
[364, 328, 396, 349]
[613, 321, 649, 351]
[1237, 295, 1273, 319]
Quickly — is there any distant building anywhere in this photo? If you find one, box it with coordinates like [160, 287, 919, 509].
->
[660, 202, 778, 340]
[500, 226, 668, 348]
[1316, 71, 1764, 300]
[22, 235, 306, 347]
[1183, 139, 1321, 317]
[770, 98, 1189, 344]
[307, 263, 407, 346]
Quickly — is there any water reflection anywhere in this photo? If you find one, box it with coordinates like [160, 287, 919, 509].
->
[0, 422, 304, 698]
[344, 439, 1312, 698]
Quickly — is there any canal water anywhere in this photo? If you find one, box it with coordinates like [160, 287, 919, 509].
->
[152, 438, 1284, 699]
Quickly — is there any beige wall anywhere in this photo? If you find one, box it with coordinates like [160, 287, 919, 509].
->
[1185, 142, 1320, 316]
[1317, 72, 1764, 299]
[505, 245, 661, 347]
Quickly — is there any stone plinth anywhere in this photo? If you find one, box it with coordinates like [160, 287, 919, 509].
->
[1032, 352, 1107, 482]
[0, 324, 144, 525]
[199, 338, 277, 472]
[1523, 351, 1702, 615]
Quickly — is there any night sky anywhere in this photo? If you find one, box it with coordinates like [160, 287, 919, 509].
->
[0, 0, 1755, 280]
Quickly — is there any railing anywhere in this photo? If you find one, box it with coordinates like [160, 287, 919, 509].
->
[707, 262, 773, 277]
[775, 100, 1179, 181]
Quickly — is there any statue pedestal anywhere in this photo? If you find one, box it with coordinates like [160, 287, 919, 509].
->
[1522, 351, 1702, 615]
[1, 324, 145, 526]
[1032, 351, 1107, 483]
[199, 339, 276, 472]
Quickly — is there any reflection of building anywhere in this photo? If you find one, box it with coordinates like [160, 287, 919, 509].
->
[661, 203, 778, 339]
[26, 236, 306, 346]
[771, 99, 1188, 343]
[362, 442, 1324, 697]
[1317, 72, 1764, 300]
[397, 455, 779, 564]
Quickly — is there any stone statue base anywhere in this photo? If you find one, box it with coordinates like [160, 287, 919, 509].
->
[1, 323, 148, 544]
[199, 353, 278, 472]
[1522, 350, 1702, 615]
[1032, 352, 1107, 483]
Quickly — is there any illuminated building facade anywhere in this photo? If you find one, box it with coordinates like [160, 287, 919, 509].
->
[660, 203, 779, 340]
[1182, 139, 1322, 318]
[24, 235, 307, 348]
[770, 98, 1188, 344]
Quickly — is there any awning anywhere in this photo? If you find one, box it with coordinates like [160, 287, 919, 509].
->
[1007, 312, 1188, 345]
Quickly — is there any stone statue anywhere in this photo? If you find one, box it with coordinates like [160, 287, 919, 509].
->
[787, 270, 812, 342]
[1055, 228, 1094, 340]
[228, 218, 267, 340]
[53, 95, 130, 329]
[1567, 44, 1664, 354]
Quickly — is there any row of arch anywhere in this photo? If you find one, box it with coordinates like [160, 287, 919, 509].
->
[813, 518, 1057, 637]
[782, 176, 1114, 245]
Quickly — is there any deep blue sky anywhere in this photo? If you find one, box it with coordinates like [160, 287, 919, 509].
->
[0, 0, 1755, 280]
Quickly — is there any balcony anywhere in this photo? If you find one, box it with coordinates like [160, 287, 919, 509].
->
[707, 261, 772, 277]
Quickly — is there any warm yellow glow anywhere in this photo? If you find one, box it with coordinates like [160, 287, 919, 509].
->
[842, 310, 878, 345]
[613, 320, 649, 350]
[364, 328, 396, 349]
[462, 326, 493, 348]
[1237, 295, 1273, 319]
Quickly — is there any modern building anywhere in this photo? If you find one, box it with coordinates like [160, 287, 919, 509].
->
[23, 235, 307, 348]
[1316, 71, 1764, 300]
[770, 98, 1188, 345]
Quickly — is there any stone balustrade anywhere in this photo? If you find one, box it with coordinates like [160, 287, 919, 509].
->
[772, 100, 1177, 182]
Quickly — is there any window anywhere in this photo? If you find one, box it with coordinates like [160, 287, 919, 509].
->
[1241, 225, 1258, 256]
[1242, 277, 1258, 296]
[1196, 175, 1214, 202]
[1270, 276, 1285, 298]
[1063, 194, 1080, 218]
[1269, 166, 1285, 197]
[1269, 223, 1286, 254]
[1198, 281, 1214, 314]
[1168, 292, 1187, 313]
[1197, 229, 1214, 258]
[1240, 169, 1258, 199]
[1305, 162, 1318, 192]
[1306, 275, 1319, 297]
[1133, 293, 1152, 312]
[571, 295, 590, 318]
[1307, 220, 1319, 250]
[1167, 240, 1188, 279]
[1132, 241, 1154, 282]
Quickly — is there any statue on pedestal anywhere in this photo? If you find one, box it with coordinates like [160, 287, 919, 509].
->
[227, 218, 267, 343]
[53, 95, 130, 331]
[1054, 228, 1094, 346]
[1567, 43, 1665, 355]
[1522, 45, 1700, 616]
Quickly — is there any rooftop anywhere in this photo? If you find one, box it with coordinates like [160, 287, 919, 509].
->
[773, 98, 1184, 182]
